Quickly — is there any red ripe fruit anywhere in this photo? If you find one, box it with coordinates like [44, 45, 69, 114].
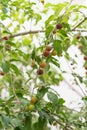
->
[56, 23, 63, 29]
[76, 35, 81, 39]
[52, 50, 57, 56]
[0, 71, 5, 76]
[85, 66, 87, 70]
[84, 56, 87, 61]
[37, 69, 43, 75]
[43, 51, 50, 57]
[46, 46, 52, 51]
[31, 96, 37, 104]
[3, 36, 9, 40]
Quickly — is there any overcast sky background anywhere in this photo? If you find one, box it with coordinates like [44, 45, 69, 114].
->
[46, 0, 87, 5]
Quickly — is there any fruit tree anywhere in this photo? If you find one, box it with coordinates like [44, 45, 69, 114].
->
[0, 0, 87, 130]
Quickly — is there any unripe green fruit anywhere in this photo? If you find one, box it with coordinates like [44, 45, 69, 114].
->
[52, 50, 57, 56]
[28, 104, 34, 111]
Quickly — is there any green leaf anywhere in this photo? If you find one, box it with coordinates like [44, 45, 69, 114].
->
[5, 40, 16, 46]
[23, 115, 32, 130]
[0, 46, 3, 50]
[45, 25, 54, 38]
[51, 57, 60, 68]
[45, 15, 55, 25]
[1, 114, 10, 127]
[58, 98, 65, 106]
[11, 118, 23, 129]
[47, 92, 58, 105]
[53, 40, 62, 56]
[14, 127, 22, 130]
[11, 64, 20, 75]
[38, 116, 47, 130]
[37, 87, 49, 98]
[2, 7, 7, 14]
[2, 61, 10, 73]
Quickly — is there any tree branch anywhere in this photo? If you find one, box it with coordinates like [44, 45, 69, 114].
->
[0, 30, 45, 41]
[43, 109, 74, 130]
[72, 29, 87, 32]
[1, 25, 87, 41]
[72, 17, 87, 31]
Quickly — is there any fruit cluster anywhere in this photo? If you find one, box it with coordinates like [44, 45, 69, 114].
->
[37, 46, 57, 75]
[25, 96, 37, 111]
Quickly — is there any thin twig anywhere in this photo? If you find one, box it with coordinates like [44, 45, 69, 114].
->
[43, 109, 74, 130]
[72, 29, 87, 32]
[9, 30, 45, 37]
[1, 27, 87, 41]
[72, 17, 87, 31]
[0, 30, 45, 41]
[65, 59, 86, 96]
[64, 79, 83, 97]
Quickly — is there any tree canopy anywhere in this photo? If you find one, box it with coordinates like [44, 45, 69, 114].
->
[0, 0, 87, 130]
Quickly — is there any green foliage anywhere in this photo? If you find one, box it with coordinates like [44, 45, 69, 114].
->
[0, 0, 87, 130]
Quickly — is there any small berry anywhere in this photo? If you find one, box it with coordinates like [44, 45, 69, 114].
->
[40, 61, 47, 68]
[52, 50, 57, 56]
[52, 30, 56, 34]
[56, 23, 63, 29]
[37, 69, 43, 75]
[85, 66, 87, 70]
[28, 104, 34, 111]
[84, 56, 87, 61]
[53, 121, 57, 126]
[31, 60, 36, 67]
[3, 36, 9, 40]
[43, 51, 50, 57]
[76, 35, 81, 39]
[0, 71, 5, 76]
[46, 46, 52, 51]
[41, 0, 44, 4]
[31, 96, 37, 104]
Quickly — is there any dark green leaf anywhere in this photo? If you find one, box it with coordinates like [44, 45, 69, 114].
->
[2, 61, 10, 73]
[47, 92, 58, 105]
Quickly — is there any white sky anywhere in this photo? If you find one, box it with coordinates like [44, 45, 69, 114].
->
[46, 0, 87, 5]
